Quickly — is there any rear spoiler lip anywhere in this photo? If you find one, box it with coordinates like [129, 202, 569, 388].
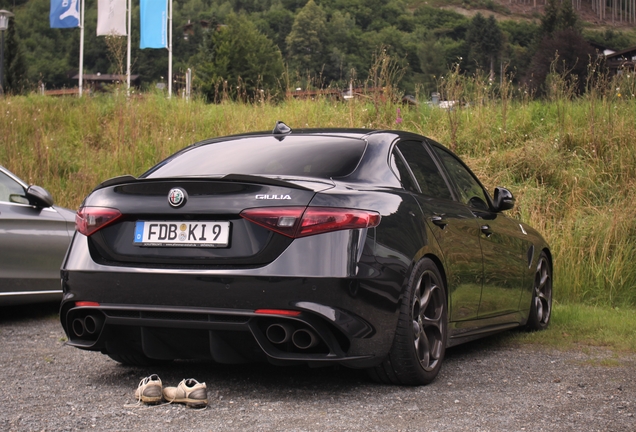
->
[91, 173, 335, 193]
[93, 175, 137, 191]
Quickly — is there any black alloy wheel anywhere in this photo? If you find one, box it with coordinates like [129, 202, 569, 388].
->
[368, 258, 447, 385]
[526, 252, 552, 331]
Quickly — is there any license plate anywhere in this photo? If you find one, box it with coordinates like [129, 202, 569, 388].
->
[133, 221, 230, 247]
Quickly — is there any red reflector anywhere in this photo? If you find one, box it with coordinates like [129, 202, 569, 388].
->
[240, 207, 380, 238]
[76, 207, 122, 236]
[75, 301, 100, 307]
[255, 309, 302, 317]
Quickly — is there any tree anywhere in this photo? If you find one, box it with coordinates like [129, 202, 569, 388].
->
[558, 0, 579, 32]
[286, 0, 327, 79]
[3, 16, 27, 94]
[526, 29, 595, 95]
[322, 10, 361, 85]
[416, 31, 450, 95]
[528, 1, 588, 95]
[541, 0, 580, 36]
[540, 0, 560, 35]
[259, 4, 295, 58]
[194, 13, 283, 101]
[466, 13, 502, 80]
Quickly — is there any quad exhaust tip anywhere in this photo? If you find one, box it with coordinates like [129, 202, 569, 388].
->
[266, 323, 320, 350]
[72, 314, 104, 338]
[291, 329, 319, 350]
[72, 318, 86, 337]
[266, 323, 295, 344]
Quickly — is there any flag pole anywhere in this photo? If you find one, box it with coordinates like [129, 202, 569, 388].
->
[79, 0, 85, 97]
[168, 0, 172, 98]
[126, 0, 131, 93]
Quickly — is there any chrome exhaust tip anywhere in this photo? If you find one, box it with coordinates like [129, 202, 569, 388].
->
[72, 318, 86, 337]
[83, 315, 104, 335]
[292, 328, 319, 349]
[266, 323, 295, 344]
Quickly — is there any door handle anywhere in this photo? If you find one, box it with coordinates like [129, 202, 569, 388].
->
[480, 225, 492, 237]
[430, 215, 448, 228]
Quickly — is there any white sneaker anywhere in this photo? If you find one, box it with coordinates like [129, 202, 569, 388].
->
[133, 374, 163, 404]
[163, 378, 208, 408]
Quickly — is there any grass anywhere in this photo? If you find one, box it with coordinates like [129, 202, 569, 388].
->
[512, 304, 636, 354]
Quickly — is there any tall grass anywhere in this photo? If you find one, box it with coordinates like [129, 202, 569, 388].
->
[1, 73, 636, 308]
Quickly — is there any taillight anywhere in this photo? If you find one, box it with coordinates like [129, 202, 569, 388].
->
[240, 207, 380, 238]
[299, 208, 381, 237]
[76, 207, 123, 236]
[239, 207, 304, 237]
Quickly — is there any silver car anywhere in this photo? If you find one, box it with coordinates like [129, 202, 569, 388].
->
[0, 166, 75, 305]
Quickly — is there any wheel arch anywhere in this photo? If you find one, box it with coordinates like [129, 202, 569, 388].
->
[422, 253, 449, 306]
[368, 252, 449, 385]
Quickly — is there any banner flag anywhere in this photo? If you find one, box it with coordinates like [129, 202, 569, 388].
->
[97, 0, 127, 36]
[140, 0, 167, 49]
[50, 0, 80, 28]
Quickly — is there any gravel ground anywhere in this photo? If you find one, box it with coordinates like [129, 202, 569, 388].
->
[1, 303, 634, 432]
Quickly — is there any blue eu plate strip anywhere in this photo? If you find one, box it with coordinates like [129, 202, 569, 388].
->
[134, 222, 144, 244]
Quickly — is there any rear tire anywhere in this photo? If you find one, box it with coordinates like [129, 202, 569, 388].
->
[107, 353, 172, 366]
[368, 258, 447, 385]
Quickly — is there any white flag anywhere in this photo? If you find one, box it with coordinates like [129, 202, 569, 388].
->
[97, 0, 127, 36]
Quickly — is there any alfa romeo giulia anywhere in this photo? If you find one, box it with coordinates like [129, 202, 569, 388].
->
[60, 122, 552, 385]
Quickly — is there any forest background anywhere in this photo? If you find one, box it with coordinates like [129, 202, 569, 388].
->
[2, 0, 636, 98]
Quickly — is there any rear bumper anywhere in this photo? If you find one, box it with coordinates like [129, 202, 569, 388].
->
[60, 232, 407, 368]
[62, 303, 381, 367]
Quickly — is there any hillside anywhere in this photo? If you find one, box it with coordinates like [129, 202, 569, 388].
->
[432, 0, 636, 28]
[1, 0, 636, 95]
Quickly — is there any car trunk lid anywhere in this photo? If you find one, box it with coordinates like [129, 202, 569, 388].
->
[83, 176, 333, 267]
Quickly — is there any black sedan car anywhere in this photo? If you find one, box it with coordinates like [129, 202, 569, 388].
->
[60, 123, 552, 385]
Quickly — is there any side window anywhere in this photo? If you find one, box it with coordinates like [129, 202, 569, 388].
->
[389, 149, 418, 193]
[432, 146, 489, 210]
[397, 141, 453, 200]
[0, 171, 25, 203]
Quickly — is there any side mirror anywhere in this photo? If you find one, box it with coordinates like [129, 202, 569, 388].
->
[26, 185, 54, 208]
[493, 187, 515, 212]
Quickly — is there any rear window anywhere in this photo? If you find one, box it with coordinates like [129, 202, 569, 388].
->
[143, 135, 367, 179]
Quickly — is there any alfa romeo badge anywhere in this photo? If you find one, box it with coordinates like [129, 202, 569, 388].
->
[168, 188, 187, 208]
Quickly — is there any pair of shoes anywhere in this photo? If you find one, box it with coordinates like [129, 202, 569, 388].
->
[164, 378, 208, 408]
[134, 375, 208, 408]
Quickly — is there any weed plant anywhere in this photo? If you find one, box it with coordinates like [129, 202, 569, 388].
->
[1, 68, 636, 309]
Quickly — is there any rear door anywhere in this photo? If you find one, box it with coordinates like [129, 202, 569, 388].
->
[393, 140, 484, 322]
